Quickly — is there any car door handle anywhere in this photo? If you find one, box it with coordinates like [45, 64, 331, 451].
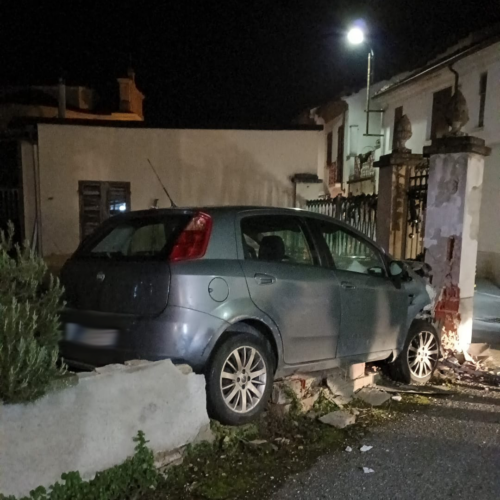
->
[341, 281, 356, 290]
[255, 273, 276, 285]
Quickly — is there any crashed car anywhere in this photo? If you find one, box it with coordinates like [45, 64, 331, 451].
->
[60, 206, 439, 425]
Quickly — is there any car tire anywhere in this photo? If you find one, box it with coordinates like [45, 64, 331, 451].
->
[206, 327, 275, 426]
[389, 320, 440, 385]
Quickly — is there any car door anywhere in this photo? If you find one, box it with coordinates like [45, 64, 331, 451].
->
[312, 219, 408, 358]
[237, 212, 342, 365]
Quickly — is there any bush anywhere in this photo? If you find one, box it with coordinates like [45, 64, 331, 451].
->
[0, 223, 65, 404]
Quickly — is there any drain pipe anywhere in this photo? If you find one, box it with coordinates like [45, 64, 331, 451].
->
[448, 64, 460, 92]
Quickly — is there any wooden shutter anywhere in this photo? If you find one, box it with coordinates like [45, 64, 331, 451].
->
[392, 106, 403, 150]
[326, 132, 333, 165]
[79, 181, 131, 241]
[431, 87, 452, 140]
[336, 125, 344, 183]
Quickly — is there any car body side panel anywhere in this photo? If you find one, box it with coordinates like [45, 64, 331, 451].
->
[233, 209, 341, 365]
[167, 259, 285, 370]
[335, 269, 409, 358]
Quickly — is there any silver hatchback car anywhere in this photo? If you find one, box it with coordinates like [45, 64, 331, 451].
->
[60, 207, 438, 425]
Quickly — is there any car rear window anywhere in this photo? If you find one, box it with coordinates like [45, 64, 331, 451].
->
[78, 214, 191, 260]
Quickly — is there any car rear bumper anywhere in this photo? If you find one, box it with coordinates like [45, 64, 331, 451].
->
[59, 305, 230, 372]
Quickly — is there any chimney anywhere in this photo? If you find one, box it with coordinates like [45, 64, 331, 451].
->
[117, 68, 144, 119]
[58, 77, 66, 119]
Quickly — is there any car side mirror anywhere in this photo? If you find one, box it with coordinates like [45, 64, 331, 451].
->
[367, 266, 385, 277]
[390, 261, 411, 282]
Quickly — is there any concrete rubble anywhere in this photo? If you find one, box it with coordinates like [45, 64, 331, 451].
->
[319, 410, 356, 429]
[356, 387, 392, 407]
[269, 363, 385, 417]
[436, 342, 500, 386]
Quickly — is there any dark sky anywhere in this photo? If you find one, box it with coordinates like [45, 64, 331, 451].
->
[0, 0, 499, 126]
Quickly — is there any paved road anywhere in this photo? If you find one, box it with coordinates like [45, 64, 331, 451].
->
[272, 385, 500, 500]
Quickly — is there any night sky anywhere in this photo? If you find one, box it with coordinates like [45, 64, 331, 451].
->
[0, 0, 499, 127]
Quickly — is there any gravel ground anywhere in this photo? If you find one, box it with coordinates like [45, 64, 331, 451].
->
[272, 384, 500, 500]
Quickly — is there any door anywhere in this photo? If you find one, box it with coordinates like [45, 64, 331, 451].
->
[313, 219, 408, 358]
[238, 213, 342, 365]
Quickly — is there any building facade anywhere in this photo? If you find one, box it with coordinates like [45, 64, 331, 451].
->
[13, 121, 323, 270]
[373, 32, 500, 285]
[304, 26, 500, 285]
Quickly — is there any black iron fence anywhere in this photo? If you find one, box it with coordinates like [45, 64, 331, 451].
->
[403, 159, 429, 260]
[306, 194, 378, 240]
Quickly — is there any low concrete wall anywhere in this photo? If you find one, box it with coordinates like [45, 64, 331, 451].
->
[0, 360, 210, 497]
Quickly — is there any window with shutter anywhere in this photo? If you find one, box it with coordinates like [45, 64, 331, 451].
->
[431, 87, 452, 140]
[336, 125, 344, 183]
[326, 132, 333, 165]
[79, 181, 131, 240]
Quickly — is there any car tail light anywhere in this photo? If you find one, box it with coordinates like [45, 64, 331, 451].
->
[169, 212, 213, 262]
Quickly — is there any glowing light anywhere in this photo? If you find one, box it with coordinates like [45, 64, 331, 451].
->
[347, 27, 365, 45]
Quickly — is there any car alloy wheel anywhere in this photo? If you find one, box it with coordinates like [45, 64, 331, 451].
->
[408, 330, 439, 379]
[220, 346, 267, 413]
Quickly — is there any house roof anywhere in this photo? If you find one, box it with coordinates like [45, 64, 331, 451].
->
[374, 23, 500, 99]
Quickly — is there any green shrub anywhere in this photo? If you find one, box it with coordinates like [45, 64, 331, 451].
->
[0, 223, 65, 403]
[0, 431, 159, 500]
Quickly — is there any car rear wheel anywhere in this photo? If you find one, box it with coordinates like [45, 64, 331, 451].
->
[206, 328, 275, 425]
[389, 320, 440, 385]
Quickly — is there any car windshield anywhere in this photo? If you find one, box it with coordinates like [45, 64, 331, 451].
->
[79, 214, 191, 260]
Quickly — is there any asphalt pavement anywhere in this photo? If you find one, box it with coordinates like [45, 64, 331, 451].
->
[272, 384, 500, 500]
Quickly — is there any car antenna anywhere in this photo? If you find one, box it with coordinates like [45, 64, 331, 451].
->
[147, 159, 177, 208]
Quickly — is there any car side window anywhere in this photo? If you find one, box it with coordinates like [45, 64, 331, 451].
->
[317, 220, 386, 276]
[241, 215, 316, 266]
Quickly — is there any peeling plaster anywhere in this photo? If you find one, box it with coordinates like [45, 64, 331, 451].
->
[424, 151, 485, 350]
[467, 185, 482, 241]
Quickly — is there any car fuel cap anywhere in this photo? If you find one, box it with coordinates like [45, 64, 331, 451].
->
[208, 277, 229, 302]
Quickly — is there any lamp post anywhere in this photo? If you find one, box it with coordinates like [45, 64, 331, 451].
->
[347, 26, 383, 137]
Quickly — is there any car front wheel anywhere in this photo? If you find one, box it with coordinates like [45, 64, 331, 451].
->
[206, 328, 275, 425]
[389, 320, 440, 384]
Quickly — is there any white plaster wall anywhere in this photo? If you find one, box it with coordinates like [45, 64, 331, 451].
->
[0, 360, 210, 498]
[31, 124, 322, 256]
[478, 144, 500, 284]
[343, 81, 389, 193]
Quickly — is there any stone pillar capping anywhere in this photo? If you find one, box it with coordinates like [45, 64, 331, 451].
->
[423, 135, 491, 157]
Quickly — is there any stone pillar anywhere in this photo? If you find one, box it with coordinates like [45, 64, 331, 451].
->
[423, 135, 490, 350]
[375, 115, 422, 259]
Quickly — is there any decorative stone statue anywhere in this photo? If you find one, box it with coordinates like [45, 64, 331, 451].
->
[394, 114, 412, 152]
[445, 89, 469, 136]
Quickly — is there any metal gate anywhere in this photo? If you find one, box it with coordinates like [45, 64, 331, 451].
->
[306, 194, 378, 240]
[0, 188, 22, 239]
[402, 159, 429, 260]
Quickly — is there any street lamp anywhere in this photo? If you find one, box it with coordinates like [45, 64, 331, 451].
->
[347, 27, 364, 46]
[347, 25, 382, 137]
